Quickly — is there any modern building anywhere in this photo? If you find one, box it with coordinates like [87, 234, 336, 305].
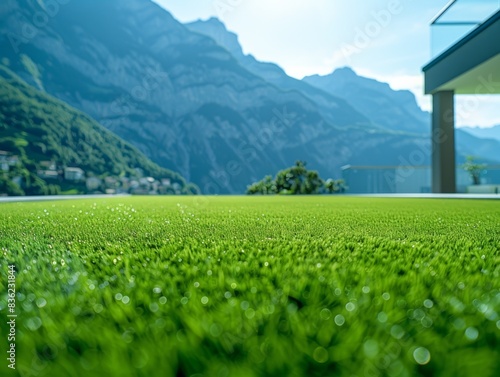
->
[64, 167, 85, 181]
[423, 0, 500, 193]
[341, 165, 476, 194]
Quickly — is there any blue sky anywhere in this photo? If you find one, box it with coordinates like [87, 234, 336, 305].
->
[154, 0, 499, 128]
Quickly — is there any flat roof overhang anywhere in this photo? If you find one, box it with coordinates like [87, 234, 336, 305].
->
[423, 10, 500, 95]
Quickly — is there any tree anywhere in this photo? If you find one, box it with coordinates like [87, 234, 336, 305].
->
[0, 174, 25, 196]
[247, 161, 344, 195]
[462, 156, 486, 185]
[324, 178, 347, 194]
[247, 175, 276, 195]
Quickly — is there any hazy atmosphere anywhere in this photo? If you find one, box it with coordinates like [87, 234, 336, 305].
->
[157, 0, 500, 128]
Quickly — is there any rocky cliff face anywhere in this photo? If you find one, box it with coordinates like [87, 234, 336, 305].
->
[186, 18, 371, 130]
[0, 0, 371, 193]
[1, 0, 497, 193]
[186, 18, 429, 135]
[303, 67, 430, 134]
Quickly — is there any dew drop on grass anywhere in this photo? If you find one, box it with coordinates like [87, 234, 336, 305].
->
[414, 309, 425, 320]
[478, 304, 488, 314]
[149, 303, 159, 312]
[26, 317, 42, 331]
[413, 347, 431, 365]
[320, 308, 331, 320]
[201, 296, 209, 305]
[122, 296, 130, 304]
[153, 287, 162, 294]
[465, 327, 479, 341]
[265, 303, 275, 314]
[210, 324, 222, 337]
[194, 282, 200, 288]
[496, 320, 500, 330]
[22, 302, 33, 312]
[424, 299, 434, 308]
[115, 293, 123, 301]
[159, 297, 167, 305]
[334, 288, 341, 296]
[362, 286, 370, 294]
[313, 347, 328, 363]
[334, 314, 345, 326]
[36, 298, 47, 308]
[224, 291, 232, 299]
[287, 303, 298, 314]
[453, 318, 466, 330]
[382, 292, 391, 301]
[122, 331, 133, 343]
[421, 316, 433, 328]
[363, 339, 379, 358]
[485, 309, 498, 321]
[245, 308, 256, 319]
[377, 312, 388, 323]
[180, 297, 188, 305]
[240, 301, 250, 310]
[390, 325, 405, 340]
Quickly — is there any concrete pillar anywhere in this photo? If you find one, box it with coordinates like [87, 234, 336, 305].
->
[432, 90, 456, 193]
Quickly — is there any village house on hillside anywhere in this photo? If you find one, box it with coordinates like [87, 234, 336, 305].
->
[64, 167, 85, 181]
[0, 151, 20, 172]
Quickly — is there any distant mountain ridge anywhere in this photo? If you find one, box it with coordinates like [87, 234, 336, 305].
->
[461, 125, 500, 143]
[1, 0, 499, 194]
[0, 64, 196, 194]
[185, 17, 500, 163]
[186, 18, 428, 135]
[303, 68, 430, 134]
[186, 18, 370, 130]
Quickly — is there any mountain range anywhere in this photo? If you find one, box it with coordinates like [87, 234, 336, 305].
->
[0, 64, 195, 195]
[460, 125, 500, 143]
[0, 0, 498, 194]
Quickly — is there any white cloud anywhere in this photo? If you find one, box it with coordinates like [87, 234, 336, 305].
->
[455, 96, 500, 128]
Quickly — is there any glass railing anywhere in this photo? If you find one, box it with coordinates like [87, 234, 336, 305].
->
[341, 165, 500, 194]
[431, 0, 500, 58]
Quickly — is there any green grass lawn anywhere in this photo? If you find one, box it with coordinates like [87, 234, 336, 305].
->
[0, 196, 499, 377]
